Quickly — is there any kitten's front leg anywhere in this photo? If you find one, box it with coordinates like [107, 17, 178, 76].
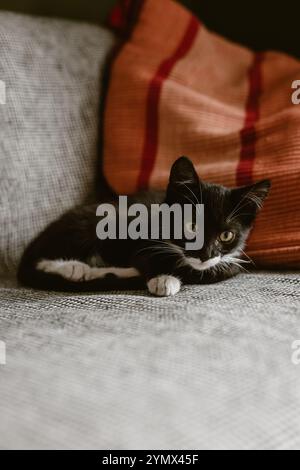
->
[132, 243, 183, 297]
[178, 263, 241, 285]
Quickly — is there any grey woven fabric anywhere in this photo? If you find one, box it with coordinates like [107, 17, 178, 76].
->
[0, 10, 299, 451]
[0, 272, 299, 450]
[0, 12, 115, 275]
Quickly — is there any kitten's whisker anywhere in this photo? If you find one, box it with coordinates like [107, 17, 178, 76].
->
[177, 183, 202, 214]
[235, 263, 250, 274]
[135, 250, 180, 260]
[226, 212, 253, 224]
[247, 192, 263, 209]
[240, 249, 256, 266]
[182, 194, 197, 208]
[180, 193, 203, 219]
[149, 239, 174, 246]
[227, 187, 263, 223]
[181, 183, 201, 206]
[136, 247, 178, 254]
[224, 256, 250, 265]
[134, 244, 183, 259]
[149, 240, 184, 255]
[172, 187, 202, 218]
[176, 182, 200, 205]
[226, 201, 254, 223]
[220, 254, 251, 274]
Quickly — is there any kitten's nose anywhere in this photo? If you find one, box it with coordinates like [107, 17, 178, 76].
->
[200, 247, 219, 262]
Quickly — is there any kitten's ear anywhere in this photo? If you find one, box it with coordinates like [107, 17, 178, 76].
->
[169, 156, 199, 187]
[230, 179, 271, 225]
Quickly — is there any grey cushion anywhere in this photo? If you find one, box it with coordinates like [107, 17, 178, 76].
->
[0, 12, 115, 275]
[0, 272, 299, 450]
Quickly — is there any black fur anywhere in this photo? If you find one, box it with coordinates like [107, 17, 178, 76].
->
[18, 157, 271, 293]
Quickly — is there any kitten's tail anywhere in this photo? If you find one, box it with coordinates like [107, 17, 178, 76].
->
[17, 258, 145, 293]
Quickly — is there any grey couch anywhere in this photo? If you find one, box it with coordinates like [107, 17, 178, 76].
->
[0, 12, 299, 450]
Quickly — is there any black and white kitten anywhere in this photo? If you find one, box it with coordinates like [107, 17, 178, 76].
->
[18, 157, 271, 296]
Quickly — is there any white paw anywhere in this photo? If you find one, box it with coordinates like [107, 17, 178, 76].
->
[37, 259, 91, 282]
[37, 259, 65, 274]
[59, 261, 90, 281]
[147, 275, 181, 297]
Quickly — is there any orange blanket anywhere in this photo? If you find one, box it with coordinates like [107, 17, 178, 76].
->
[103, 0, 300, 268]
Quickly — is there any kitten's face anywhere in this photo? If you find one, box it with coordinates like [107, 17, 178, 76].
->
[166, 157, 271, 271]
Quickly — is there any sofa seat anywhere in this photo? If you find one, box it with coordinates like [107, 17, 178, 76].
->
[0, 10, 299, 450]
[0, 272, 299, 449]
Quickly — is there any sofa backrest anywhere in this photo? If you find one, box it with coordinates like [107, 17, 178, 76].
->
[0, 12, 115, 274]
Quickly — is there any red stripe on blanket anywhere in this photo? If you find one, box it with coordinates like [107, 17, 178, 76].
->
[108, 0, 134, 31]
[237, 52, 264, 187]
[137, 16, 200, 190]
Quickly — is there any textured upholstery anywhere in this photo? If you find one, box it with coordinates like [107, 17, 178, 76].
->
[0, 272, 300, 450]
[0, 11, 299, 451]
[0, 12, 115, 275]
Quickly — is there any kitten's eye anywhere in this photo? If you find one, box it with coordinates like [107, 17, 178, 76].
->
[219, 231, 235, 243]
[185, 222, 198, 234]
